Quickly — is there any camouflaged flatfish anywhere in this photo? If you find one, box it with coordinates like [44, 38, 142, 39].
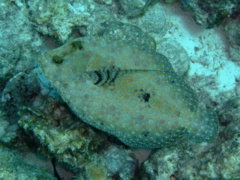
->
[38, 36, 219, 148]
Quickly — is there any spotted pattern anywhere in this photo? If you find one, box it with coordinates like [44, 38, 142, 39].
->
[38, 36, 219, 148]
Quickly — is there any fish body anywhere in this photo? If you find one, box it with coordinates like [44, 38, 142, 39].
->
[38, 36, 218, 148]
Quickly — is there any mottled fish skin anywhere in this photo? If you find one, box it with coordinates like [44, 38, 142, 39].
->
[38, 36, 219, 148]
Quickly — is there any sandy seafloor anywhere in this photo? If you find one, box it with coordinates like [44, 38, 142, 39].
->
[0, 1, 240, 180]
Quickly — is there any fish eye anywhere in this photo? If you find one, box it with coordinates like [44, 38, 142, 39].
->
[52, 55, 63, 64]
[71, 40, 83, 50]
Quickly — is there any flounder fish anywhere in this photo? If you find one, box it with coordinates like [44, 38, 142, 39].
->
[38, 36, 218, 148]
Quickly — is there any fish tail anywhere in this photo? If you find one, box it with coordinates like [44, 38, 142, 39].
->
[187, 109, 219, 143]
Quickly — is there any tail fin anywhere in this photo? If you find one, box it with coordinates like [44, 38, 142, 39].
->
[187, 109, 219, 143]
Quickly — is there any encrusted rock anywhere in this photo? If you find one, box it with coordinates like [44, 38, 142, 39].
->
[0, 143, 55, 180]
[19, 112, 106, 170]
